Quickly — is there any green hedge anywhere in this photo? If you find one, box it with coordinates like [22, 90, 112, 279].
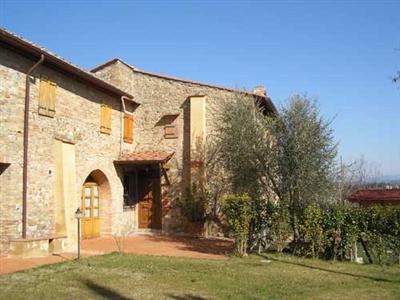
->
[300, 204, 400, 264]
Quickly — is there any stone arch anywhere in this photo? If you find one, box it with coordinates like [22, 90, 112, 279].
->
[83, 169, 112, 236]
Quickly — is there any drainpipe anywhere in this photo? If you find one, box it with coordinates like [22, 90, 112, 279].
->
[121, 95, 131, 113]
[22, 54, 45, 239]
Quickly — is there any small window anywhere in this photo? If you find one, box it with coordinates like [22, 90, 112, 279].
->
[156, 114, 179, 139]
[38, 76, 56, 117]
[100, 104, 112, 134]
[164, 125, 178, 139]
[123, 113, 134, 143]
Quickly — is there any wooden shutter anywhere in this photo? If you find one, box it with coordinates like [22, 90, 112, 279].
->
[164, 125, 177, 139]
[38, 76, 56, 117]
[100, 104, 112, 134]
[47, 81, 56, 117]
[124, 113, 133, 143]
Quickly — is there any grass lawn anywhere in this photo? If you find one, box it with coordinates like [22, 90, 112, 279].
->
[0, 253, 399, 300]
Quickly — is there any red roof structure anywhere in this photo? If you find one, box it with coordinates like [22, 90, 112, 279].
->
[347, 189, 400, 206]
[115, 151, 174, 164]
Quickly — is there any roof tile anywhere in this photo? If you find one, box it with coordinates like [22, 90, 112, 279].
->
[116, 151, 174, 164]
[348, 189, 400, 203]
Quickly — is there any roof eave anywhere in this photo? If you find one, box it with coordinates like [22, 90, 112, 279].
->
[0, 29, 133, 99]
[92, 58, 276, 114]
[114, 160, 164, 165]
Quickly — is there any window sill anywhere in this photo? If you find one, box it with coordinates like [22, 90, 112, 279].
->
[38, 111, 55, 118]
[123, 205, 136, 211]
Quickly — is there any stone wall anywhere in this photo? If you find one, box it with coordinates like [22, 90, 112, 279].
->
[0, 48, 135, 254]
[1, 49, 262, 255]
[94, 60, 258, 231]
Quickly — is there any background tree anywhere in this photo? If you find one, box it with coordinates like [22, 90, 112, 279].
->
[337, 156, 383, 203]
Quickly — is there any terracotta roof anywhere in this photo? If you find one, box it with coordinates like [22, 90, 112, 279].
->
[347, 189, 400, 203]
[91, 58, 277, 114]
[0, 28, 133, 99]
[115, 151, 174, 164]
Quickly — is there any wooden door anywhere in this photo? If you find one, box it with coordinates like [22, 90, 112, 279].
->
[138, 179, 153, 228]
[138, 178, 161, 229]
[81, 182, 100, 239]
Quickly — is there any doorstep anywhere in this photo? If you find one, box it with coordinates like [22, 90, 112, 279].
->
[133, 229, 163, 236]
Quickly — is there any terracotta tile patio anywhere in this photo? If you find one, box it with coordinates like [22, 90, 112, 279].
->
[0, 235, 233, 275]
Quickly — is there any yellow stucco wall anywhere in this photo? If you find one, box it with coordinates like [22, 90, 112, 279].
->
[190, 95, 206, 158]
[54, 139, 78, 250]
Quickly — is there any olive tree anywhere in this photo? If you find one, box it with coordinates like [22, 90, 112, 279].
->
[215, 94, 338, 246]
[273, 96, 338, 239]
[213, 94, 277, 248]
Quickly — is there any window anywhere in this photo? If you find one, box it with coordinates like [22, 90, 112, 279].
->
[123, 113, 134, 143]
[38, 76, 56, 117]
[123, 172, 138, 207]
[100, 104, 112, 134]
[164, 125, 177, 139]
[157, 114, 179, 139]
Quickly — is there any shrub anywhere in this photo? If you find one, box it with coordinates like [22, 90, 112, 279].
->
[267, 202, 292, 253]
[221, 194, 254, 257]
[341, 207, 362, 262]
[249, 198, 271, 253]
[300, 204, 325, 258]
[321, 204, 400, 264]
[176, 183, 206, 223]
[322, 204, 346, 260]
[361, 206, 400, 264]
[294, 203, 400, 264]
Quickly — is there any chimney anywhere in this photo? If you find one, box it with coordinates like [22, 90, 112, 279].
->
[253, 86, 267, 97]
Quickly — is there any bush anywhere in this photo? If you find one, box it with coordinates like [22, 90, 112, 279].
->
[176, 184, 206, 223]
[294, 203, 400, 264]
[300, 204, 325, 258]
[321, 204, 400, 264]
[266, 202, 291, 253]
[360, 206, 400, 264]
[322, 204, 346, 260]
[221, 194, 254, 257]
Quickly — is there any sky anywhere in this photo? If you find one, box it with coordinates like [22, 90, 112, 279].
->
[1, 0, 399, 176]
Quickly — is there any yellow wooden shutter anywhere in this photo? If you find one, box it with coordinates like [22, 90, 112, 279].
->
[48, 81, 56, 117]
[38, 76, 56, 117]
[38, 77, 49, 115]
[124, 113, 133, 143]
[100, 104, 112, 134]
[164, 125, 177, 139]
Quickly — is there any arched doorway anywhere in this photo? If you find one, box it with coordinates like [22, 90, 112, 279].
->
[81, 170, 111, 239]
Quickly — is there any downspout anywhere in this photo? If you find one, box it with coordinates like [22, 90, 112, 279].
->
[22, 54, 45, 239]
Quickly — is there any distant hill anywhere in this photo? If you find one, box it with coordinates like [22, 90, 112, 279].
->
[378, 174, 400, 184]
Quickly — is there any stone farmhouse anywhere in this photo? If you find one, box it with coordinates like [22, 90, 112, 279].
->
[0, 28, 275, 257]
